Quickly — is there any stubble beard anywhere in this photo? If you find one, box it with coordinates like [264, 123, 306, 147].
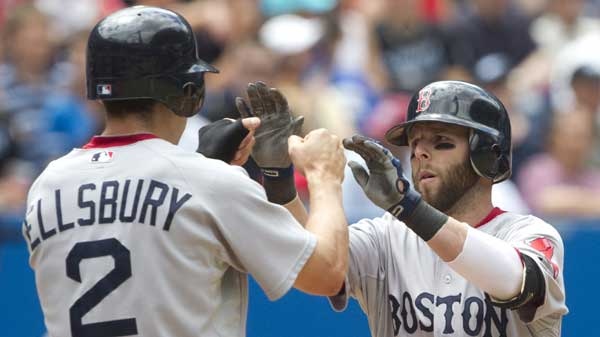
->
[414, 160, 480, 213]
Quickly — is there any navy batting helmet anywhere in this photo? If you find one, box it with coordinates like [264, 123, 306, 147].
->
[86, 6, 218, 117]
[385, 80, 512, 183]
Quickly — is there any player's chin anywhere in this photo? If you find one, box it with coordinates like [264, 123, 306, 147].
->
[418, 184, 441, 204]
[416, 177, 438, 194]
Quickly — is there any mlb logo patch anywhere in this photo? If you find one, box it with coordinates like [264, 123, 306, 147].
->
[97, 84, 112, 96]
[90, 151, 114, 163]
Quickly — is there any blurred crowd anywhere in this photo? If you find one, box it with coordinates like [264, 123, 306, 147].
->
[1, 0, 599, 242]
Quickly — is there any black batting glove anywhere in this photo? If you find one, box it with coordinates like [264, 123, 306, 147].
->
[236, 82, 303, 204]
[196, 119, 249, 164]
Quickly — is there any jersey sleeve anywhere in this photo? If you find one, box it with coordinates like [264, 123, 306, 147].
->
[328, 216, 390, 314]
[201, 166, 317, 301]
[504, 216, 568, 323]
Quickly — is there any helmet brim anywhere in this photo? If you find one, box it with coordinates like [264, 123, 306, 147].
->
[385, 113, 501, 146]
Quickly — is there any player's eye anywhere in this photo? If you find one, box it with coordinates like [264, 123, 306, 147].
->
[434, 142, 455, 150]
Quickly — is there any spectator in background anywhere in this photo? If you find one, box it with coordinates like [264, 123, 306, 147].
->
[518, 108, 600, 218]
[259, 12, 355, 137]
[0, 0, 28, 26]
[514, 0, 600, 96]
[471, 54, 532, 214]
[328, 0, 386, 135]
[569, 66, 600, 167]
[570, 65, 600, 116]
[197, 1, 265, 122]
[0, 5, 62, 240]
[445, 0, 536, 75]
[0, 5, 102, 242]
[0, 159, 32, 242]
[550, 62, 600, 168]
[34, 0, 123, 41]
[40, 31, 103, 150]
[373, 0, 449, 94]
[547, 33, 600, 113]
[0, 5, 62, 172]
[123, 0, 225, 61]
[472, 53, 552, 179]
[514, 0, 548, 16]
[257, 1, 388, 219]
[473, 54, 531, 152]
[530, 0, 600, 55]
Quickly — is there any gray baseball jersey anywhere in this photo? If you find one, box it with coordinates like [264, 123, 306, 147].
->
[23, 134, 316, 337]
[329, 208, 567, 337]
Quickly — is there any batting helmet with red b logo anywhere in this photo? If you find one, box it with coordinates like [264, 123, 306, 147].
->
[385, 80, 512, 183]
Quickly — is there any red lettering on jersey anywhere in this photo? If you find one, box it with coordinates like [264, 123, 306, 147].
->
[528, 237, 559, 278]
[416, 88, 432, 113]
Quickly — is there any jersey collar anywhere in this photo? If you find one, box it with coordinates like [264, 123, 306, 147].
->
[474, 207, 506, 228]
[83, 133, 158, 149]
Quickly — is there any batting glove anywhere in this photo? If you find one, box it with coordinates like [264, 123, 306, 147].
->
[344, 135, 448, 241]
[236, 81, 303, 180]
[343, 134, 421, 219]
[196, 119, 248, 163]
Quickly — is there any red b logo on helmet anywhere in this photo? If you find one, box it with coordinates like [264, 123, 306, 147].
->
[416, 88, 432, 113]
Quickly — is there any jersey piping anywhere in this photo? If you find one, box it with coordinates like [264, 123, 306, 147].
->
[82, 133, 159, 149]
[474, 207, 506, 228]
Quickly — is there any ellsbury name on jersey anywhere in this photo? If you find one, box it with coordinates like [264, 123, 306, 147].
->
[389, 291, 508, 336]
[23, 178, 192, 251]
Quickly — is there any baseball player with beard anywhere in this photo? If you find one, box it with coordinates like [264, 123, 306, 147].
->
[22, 7, 348, 337]
[237, 80, 568, 337]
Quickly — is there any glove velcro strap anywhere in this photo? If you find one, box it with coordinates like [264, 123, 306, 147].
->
[400, 199, 449, 242]
[261, 165, 294, 180]
[387, 190, 422, 219]
[263, 174, 297, 205]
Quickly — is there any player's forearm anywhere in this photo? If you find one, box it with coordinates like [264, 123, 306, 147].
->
[282, 195, 308, 226]
[306, 180, 348, 283]
[428, 219, 524, 300]
[425, 217, 466, 261]
[295, 180, 348, 295]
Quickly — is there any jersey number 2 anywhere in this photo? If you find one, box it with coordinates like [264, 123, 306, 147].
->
[66, 238, 138, 337]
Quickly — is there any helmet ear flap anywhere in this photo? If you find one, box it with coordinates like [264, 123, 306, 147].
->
[168, 81, 206, 117]
[469, 130, 501, 181]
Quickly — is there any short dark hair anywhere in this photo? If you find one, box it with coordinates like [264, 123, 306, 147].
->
[102, 99, 158, 118]
[571, 66, 600, 84]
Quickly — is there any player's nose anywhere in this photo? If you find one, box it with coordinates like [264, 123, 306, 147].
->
[412, 143, 431, 161]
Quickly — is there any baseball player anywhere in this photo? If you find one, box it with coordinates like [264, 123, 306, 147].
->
[242, 81, 568, 336]
[22, 6, 348, 337]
